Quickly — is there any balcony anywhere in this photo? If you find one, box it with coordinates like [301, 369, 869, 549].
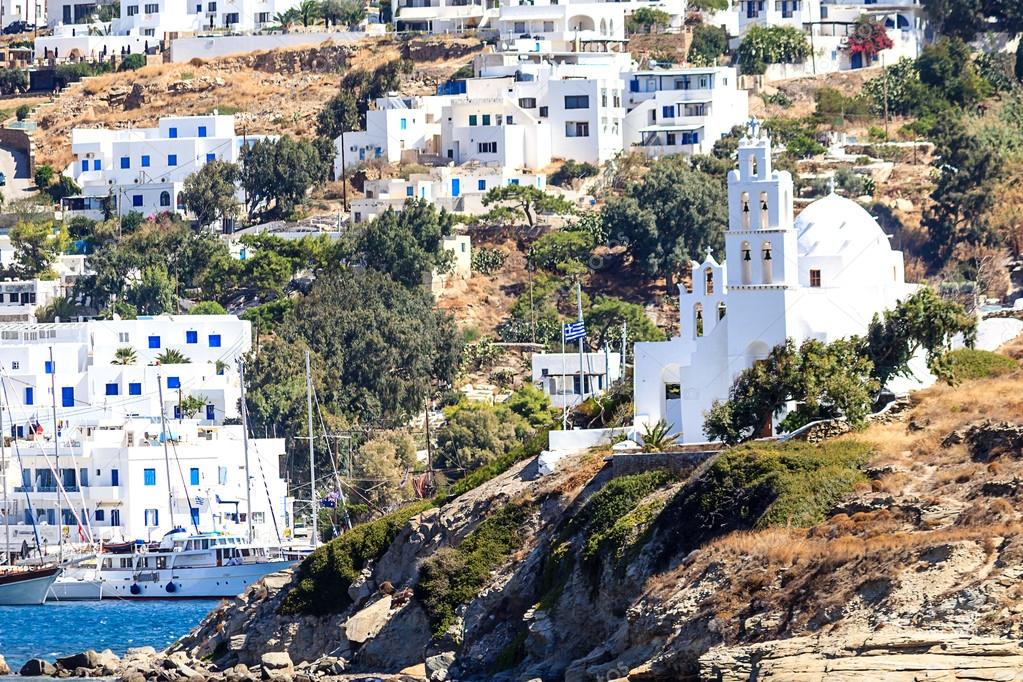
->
[397, 3, 483, 19]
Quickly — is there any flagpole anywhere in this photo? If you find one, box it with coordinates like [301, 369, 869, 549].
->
[561, 323, 568, 430]
[576, 280, 585, 410]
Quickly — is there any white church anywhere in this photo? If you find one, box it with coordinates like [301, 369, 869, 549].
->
[632, 132, 914, 443]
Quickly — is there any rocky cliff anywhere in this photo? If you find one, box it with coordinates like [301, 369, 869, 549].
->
[151, 364, 1023, 681]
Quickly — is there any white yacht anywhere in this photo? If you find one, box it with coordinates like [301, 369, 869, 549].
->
[48, 529, 294, 600]
[0, 565, 61, 604]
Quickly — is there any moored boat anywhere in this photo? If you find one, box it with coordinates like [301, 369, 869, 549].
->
[0, 565, 61, 605]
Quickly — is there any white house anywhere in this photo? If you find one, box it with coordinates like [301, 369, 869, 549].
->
[632, 132, 913, 443]
[424, 234, 471, 293]
[2, 0, 44, 28]
[63, 114, 261, 221]
[623, 66, 749, 157]
[334, 95, 449, 173]
[392, 0, 498, 33]
[351, 165, 546, 223]
[532, 351, 622, 410]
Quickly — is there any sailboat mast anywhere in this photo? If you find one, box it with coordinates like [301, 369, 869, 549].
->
[237, 358, 254, 543]
[1, 385, 8, 566]
[48, 346, 62, 563]
[305, 351, 317, 549]
[156, 377, 176, 532]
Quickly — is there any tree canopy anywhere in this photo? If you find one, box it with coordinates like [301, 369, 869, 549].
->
[180, 160, 241, 227]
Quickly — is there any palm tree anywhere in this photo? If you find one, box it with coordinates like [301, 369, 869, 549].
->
[156, 349, 191, 365]
[113, 347, 137, 365]
[641, 420, 679, 452]
[297, 0, 321, 26]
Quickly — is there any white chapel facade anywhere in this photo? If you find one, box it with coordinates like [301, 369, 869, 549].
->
[632, 132, 913, 443]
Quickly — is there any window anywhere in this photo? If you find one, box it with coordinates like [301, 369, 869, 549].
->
[144, 509, 159, 526]
[198, 126, 207, 137]
[206, 153, 215, 162]
[95, 509, 105, 522]
[809, 269, 821, 287]
[24, 387, 32, 405]
[93, 159, 101, 171]
[477, 141, 497, 154]
[168, 127, 177, 138]
[506, 115, 514, 125]
[482, 114, 491, 126]
[132, 195, 143, 208]
[468, 114, 478, 126]
[144, 2, 157, 11]
[252, 512, 265, 524]
[538, 106, 548, 118]
[206, 404, 215, 420]
[167, 376, 180, 389]
[144, 468, 156, 486]
[218, 466, 228, 485]
[148, 335, 160, 348]
[10, 361, 18, 370]
[518, 97, 537, 109]
[81, 160, 88, 173]
[406, 186, 414, 197]
[224, 11, 238, 22]
[44, 360, 53, 374]
[705, 267, 714, 295]
[126, 4, 138, 14]
[186, 330, 198, 344]
[190, 468, 199, 486]
[141, 155, 150, 167]
[167, 154, 177, 166]
[565, 122, 590, 137]
[207, 1, 215, 9]
[662, 105, 675, 118]
[477, 179, 486, 191]
[208, 334, 221, 347]
[400, 117, 407, 130]
[120, 156, 130, 169]
[160, 191, 170, 207]
[191, 508, 200, 526]
[564, 95, 589, 109]
[129, 382, 141, 395]
[105, 383, 119, 396]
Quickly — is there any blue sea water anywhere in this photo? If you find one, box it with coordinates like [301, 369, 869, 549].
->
[0, 600, 218, 671]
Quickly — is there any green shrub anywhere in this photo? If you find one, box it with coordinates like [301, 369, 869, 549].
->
[279, 499, 433, 615]
[120, 53, 146, 71]
[688, 24, 728, 67]
[946, 348, 1018, 381]
[470, 246, 506, 275]
[549, 159, 599, 187]
[738, 25, 809, 74]
[240, 298, 294, 330]
[418, 503, 530, 637]
[15, 104, 30, 121]
[814, 87, 871, 124]
[433, 429, 548, 504]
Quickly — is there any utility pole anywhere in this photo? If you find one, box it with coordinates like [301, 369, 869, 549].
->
[48, 346, 62, 562]
[338, 90, 348, 213]
[157, 377, 176, 533]
[882, 53, 889, 139]
[576, 280, 585, 410]
[237, 358, 254, 543]
[1, 389, 8, 565]
[305, 351, 317, 549]
[424, 395, 434, 490]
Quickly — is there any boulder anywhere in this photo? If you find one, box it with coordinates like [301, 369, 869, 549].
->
[57, 650, 98, 671]
[259, 652, 293, 672]
[343, 595, 392, 644]
[20, 659, 56, 676]
[426, 652, 455, 682]
[0, 655, 9, 676]
[120, 672, 146, 682]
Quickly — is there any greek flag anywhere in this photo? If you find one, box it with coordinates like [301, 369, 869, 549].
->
[564, 320, 586, 342]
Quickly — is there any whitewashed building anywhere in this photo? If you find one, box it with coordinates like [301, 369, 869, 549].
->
[532, 351, 622, 410]
[2, 0, 44, 28]
[63, 114, 260, 221]
[352, 165, 546, 223]
[623, 66, 749, 157]
[632, 132, 913, 443]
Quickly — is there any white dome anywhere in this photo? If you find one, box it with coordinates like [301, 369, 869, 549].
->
[794, 193, 891, 259]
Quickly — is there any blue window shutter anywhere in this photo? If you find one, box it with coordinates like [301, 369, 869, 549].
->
[61, 387, 74, 408]
[206, 153, 215, 162]
[105, 383, 119, 396]
[406, 186, 413, 196]
[169, 127, 177, 138]
[478, 179, 486, 191]
[132, 195, 143, 207]
[190, 508, 200, 526]
[81, 160, 88, 173]
[168, 154, 177, 166]
[198, 126, 207, 137]
[400, 118, 407, 130]
[208, 334, 221, 347]
[148, 335, 160, 348]
[112, 469, 119, 486]
[141, 155, 150, 167]
[167, 376, 180, 389]
[186, 330, 198, 344]
[451, 178, 460, 197]
[205, 404, 215, 420]
[129, 382, 142, 395]
[44, 360, 53, 374]
[24, 387, 32, 405]
[120, 157, 130, 169]
[93, 159, 101, 170]
[144, 468, 156, 485]
[190, 468, 199, 485]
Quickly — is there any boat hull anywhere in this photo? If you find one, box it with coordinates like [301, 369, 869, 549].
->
[0, 568, 61, 605]
[48, 559, 295, 601]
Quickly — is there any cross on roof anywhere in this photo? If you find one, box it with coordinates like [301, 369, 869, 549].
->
[746, 117, 761, 138]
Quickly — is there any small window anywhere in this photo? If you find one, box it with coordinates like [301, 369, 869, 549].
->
[168, 127, 178, 138]
[159, 191, 170, 207]
[538, 106, 548, 118]
[206, 153, 215, 162]
[218, 466, 228, 485]
[44, 360, 53, 374]
[478, 179, 486, 191]
[62, 387, 75, 407]
[208, 334, 221, 347]
[132, 195, 143, 208]
[477, 141, 497, 154]
[167, 154, 177, 166]
[129, 382, 142, 395]
[112, 469, 119, 486]
[148, 335, 161, 348]
[144, 508, 159, 526]
[564, 95, 589, 109]
[95, 509, 105, 522]
[468, 114, 478, 126]
[482, 114, 492, 126]
[126, 4, 138, 14]
[518, 97, 536, 108]
[93, 159, 101, 171]
[198, 126, 207, 137]
[80, 160, 88, 173]
[24, 387, 33, 405]
[186, 330, 198, 344]
[120, 156, 130, 169]
[810, 269, 822, 287]
[167, 376, 180, 389]
[705, 268, 714, 295]
[190, 468, 199, 486]
[105, 383, 119, 396]
[141, 155, 150, 167]
[406, 186, 413, 196]
[400, 117, 407, 130]
[144, 468, 156, 485]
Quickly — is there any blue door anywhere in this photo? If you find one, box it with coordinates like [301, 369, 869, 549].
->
[206, 404, 215, 420]
[851, 52, 863, 69]
[451, 178, 460, 197]
[111, 509, 120, 526]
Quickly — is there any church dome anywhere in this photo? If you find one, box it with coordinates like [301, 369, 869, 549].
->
[794, 192, 891, 260]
